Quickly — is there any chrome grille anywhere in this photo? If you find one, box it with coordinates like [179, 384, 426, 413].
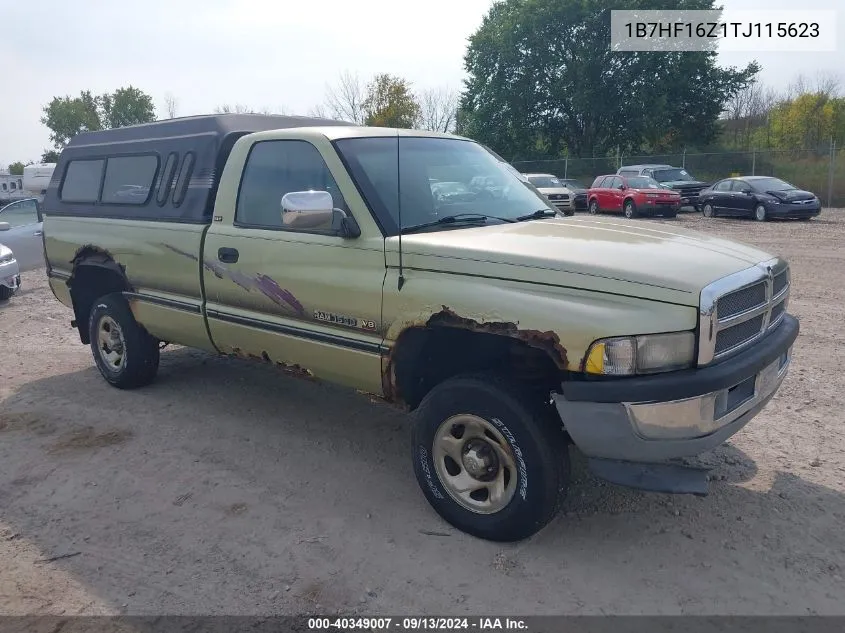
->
[698, 258, 790, 365]
[770, 300, 786, 324]
[715, 315, 765, 354]
[716, 282, 767, 319]
[773, 270, 788, 297]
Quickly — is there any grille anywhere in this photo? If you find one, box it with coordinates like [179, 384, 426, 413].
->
[715, 315, 765, 354]
[717, 282, 767, 319]
[773, 271, 788, 297]
[700, 260, 792, 365]
[770, 300, 786, 323]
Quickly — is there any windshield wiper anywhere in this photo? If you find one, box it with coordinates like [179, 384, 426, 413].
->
[515, 209, 559, 222]
[401, 213, 514, 235]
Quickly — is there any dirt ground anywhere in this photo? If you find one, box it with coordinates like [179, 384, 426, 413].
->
[1, 211, 844, 616]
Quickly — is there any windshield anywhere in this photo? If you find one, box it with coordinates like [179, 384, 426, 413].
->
[652, 168, 695, 183]
[334, 136, 556, 235]
[752, 177, 796, 192]
[627, 176, 662, 189]
[527, 175, 562, 188]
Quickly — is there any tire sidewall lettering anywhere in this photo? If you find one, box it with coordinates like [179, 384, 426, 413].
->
[490, 417, 528, 501]
[418, 446, 444, 499]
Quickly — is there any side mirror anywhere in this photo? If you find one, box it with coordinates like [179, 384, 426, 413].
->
[619, 184, 626, 190]
[281, 191, 334, 229]
[0, 222, 10, 232]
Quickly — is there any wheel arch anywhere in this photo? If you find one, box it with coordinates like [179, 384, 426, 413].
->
[384, 319, 567, 410]
[68, 246, 132, 344]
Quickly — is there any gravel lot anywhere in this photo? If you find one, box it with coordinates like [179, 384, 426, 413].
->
[1, 211, 844, 616]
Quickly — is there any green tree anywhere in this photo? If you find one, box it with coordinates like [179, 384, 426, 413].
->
[41, 150, 60, 163]
[362, 74, 421, 128]
[101, 86, 156, 129]
[41, 86, 157, 151]
[41, 90, 102, 148]
[7, 161, 26, 175]
[459, 0, 758, 159]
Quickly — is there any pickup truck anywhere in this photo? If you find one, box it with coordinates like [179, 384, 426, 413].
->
[42, 114, 799, 542]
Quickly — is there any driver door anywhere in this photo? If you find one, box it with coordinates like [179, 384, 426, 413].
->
[203, 139, 386, 394]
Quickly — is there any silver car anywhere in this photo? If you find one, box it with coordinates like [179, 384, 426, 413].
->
[0, 242, 21, 300]
[0, 198, 44, 271]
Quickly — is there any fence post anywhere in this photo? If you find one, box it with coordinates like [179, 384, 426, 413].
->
[682, 148, 686, 168]
[564, 156, 569, 179]
[616, 146, 621, 170]
[828, 138, 836, 209]
[751, 150, 756, 176]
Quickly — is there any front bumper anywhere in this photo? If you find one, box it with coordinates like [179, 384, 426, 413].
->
[642, 200, 680, 215]
[554, 314, 799, 468]
[765, 201, 821, 218]
[0, 259, 21, 292]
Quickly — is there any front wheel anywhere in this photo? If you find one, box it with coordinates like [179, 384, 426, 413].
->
[624, 199, 637, 219]
[412, 374, 568, 541]
[588, 199, 599, 215]
[88, 293, 160, 389]
[754, 204, 768, 222]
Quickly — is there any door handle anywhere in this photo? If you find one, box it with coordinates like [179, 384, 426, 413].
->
[218, 247, 239, 263]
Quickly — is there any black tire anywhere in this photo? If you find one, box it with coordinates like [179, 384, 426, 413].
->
[624, 199, 637, 219]
[702, 203, 715, 218]
[588, 199, 599, 215]
[88, 293, 160, 389]
[754, 204, 767, 222]
[411, 373, 568, 542]
[0, 285, 15, 301]
[664, 210, 678, 218]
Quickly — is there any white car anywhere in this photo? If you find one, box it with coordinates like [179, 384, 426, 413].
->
[0, 242, 21, 300]
[0, 198, 44, 271]
[524, 173, 573, 212]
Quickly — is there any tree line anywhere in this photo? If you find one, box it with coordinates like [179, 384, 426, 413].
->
[5, 0, 843, 172]
[722, 73, 844, 151]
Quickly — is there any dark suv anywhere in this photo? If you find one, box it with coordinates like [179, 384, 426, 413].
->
[617, 164, 709, 210]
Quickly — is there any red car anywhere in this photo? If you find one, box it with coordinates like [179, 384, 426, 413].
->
[587, 174, 681, 218]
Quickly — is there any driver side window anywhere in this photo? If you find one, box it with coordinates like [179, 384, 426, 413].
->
[714, 181, 732, 192]
[236, 140, 348, 233]
[0, 199, 39, 227]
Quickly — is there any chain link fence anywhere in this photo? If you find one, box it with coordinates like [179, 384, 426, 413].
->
[513, 147, 844, 208]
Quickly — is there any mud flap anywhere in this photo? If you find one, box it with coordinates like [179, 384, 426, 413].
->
[587, 458, 710, 496]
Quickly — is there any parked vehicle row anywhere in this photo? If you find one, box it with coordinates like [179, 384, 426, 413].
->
[522, 164, 822, 222]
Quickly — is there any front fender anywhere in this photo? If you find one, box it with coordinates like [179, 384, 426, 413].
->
[382, 270, 698, 372]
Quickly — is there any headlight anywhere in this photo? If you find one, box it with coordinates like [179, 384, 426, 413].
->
[0, 254, 15, 265]
[584, 332, 695, 376]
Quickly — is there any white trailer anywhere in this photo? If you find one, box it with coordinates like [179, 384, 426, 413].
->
[23, 163, 56, 196]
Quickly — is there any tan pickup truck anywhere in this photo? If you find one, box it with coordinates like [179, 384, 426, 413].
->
[42, 114, 798, 541]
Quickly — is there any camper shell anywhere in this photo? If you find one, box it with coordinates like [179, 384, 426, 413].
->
[43, 114, 350, 224]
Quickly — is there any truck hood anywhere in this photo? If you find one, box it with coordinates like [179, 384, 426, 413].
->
[393, 216, 775, 305]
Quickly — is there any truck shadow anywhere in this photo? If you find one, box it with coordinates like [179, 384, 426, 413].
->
[1, 346, 843, 614]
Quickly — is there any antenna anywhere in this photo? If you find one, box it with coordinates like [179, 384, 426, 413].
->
[396, 132, 405, 291]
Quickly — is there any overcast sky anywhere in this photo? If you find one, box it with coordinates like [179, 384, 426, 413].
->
[1, 0, 842, 166]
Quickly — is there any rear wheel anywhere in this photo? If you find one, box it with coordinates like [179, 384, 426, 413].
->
[702, 203, 714, 218]
[88, 293, 160, 389]
[754, 204, 767, 222]
[624, 199, 637, 219]
[588, 199, 599, 215]
[412, 373, 568, 542]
